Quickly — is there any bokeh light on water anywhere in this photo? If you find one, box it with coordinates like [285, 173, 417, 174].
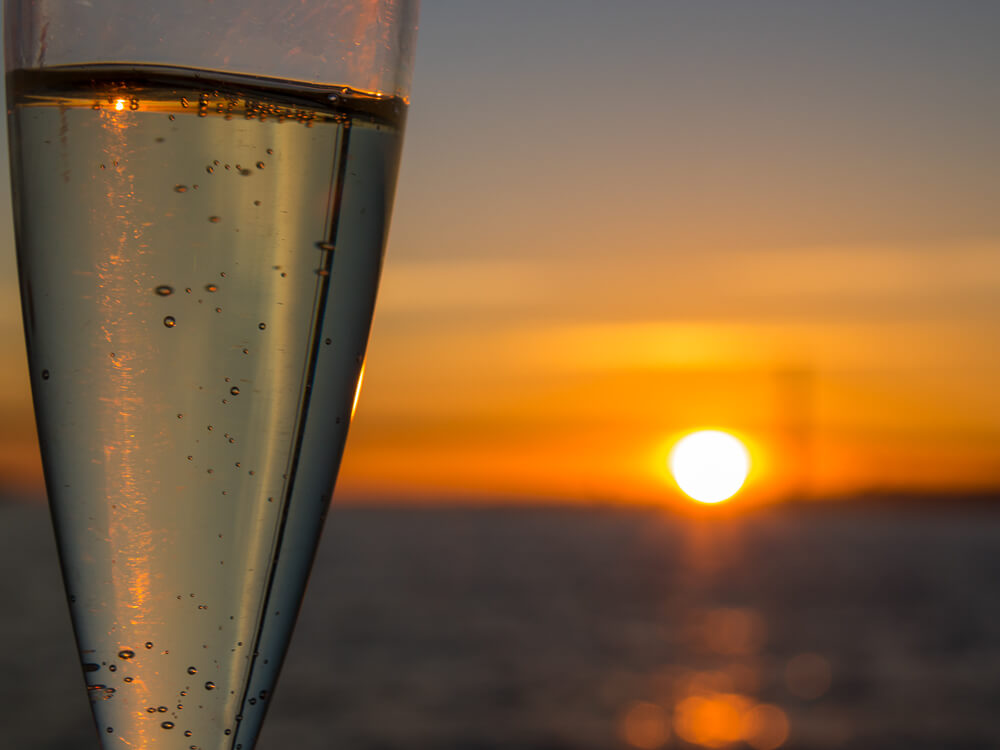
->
[6, 503, 1000, 748]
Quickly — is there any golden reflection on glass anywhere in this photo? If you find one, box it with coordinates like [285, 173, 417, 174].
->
[620, 701, 671, 749]
[97, 98, 155, 744]
[351, 360, 366, 420]
[740, 704, 790, 750]
[784, 652, 832, 700]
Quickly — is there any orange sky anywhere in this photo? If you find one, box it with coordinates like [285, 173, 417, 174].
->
[4, 2, 1000, 506]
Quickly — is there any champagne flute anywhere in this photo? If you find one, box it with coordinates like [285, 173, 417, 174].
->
[5, 1, 417, 747]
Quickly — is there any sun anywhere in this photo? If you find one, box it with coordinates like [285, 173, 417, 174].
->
[669, 430, 751, 504]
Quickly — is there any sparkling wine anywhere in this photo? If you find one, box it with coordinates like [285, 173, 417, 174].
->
[7, 65, 404, 748]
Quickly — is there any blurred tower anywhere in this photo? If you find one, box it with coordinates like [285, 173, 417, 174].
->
[774, 367, 815, 502]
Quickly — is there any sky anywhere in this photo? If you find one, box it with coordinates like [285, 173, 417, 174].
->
[3, 1, 1000, 507]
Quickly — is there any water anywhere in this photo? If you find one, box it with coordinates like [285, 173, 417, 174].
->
[6, 65, 405, 749]
[3, 501, 1000, 749]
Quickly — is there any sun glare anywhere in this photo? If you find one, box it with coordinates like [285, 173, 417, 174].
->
[669, 430, 751, 504]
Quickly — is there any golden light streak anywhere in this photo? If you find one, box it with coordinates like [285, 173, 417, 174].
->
[97, 99, 155, 744]
[351, 361, 366, 420]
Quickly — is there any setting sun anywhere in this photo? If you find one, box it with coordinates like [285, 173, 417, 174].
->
[670, 430, 751, 504]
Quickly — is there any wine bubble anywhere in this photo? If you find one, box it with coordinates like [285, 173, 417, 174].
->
[258, 322, 266, 330]
[173, 185, 188, 193]
[157, 706, 167, 712]
[117, 649, 135, 660]
[145, 642, 154, 649]
[155, 285, 174, 296]
[208, 216, 221, 223]
[230, 386, 240, 395]
[256, 161, 265, 169]
[206, 165, 214, 174]
[83, 663, 99, 672]
[161, 721, 175, 730]
[187, 666, 197, 675]
[41, 369, 50, 380]
[205, 284, 218, 292]
[205, 681, 216, 690]
[163, 316, 176, 328]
